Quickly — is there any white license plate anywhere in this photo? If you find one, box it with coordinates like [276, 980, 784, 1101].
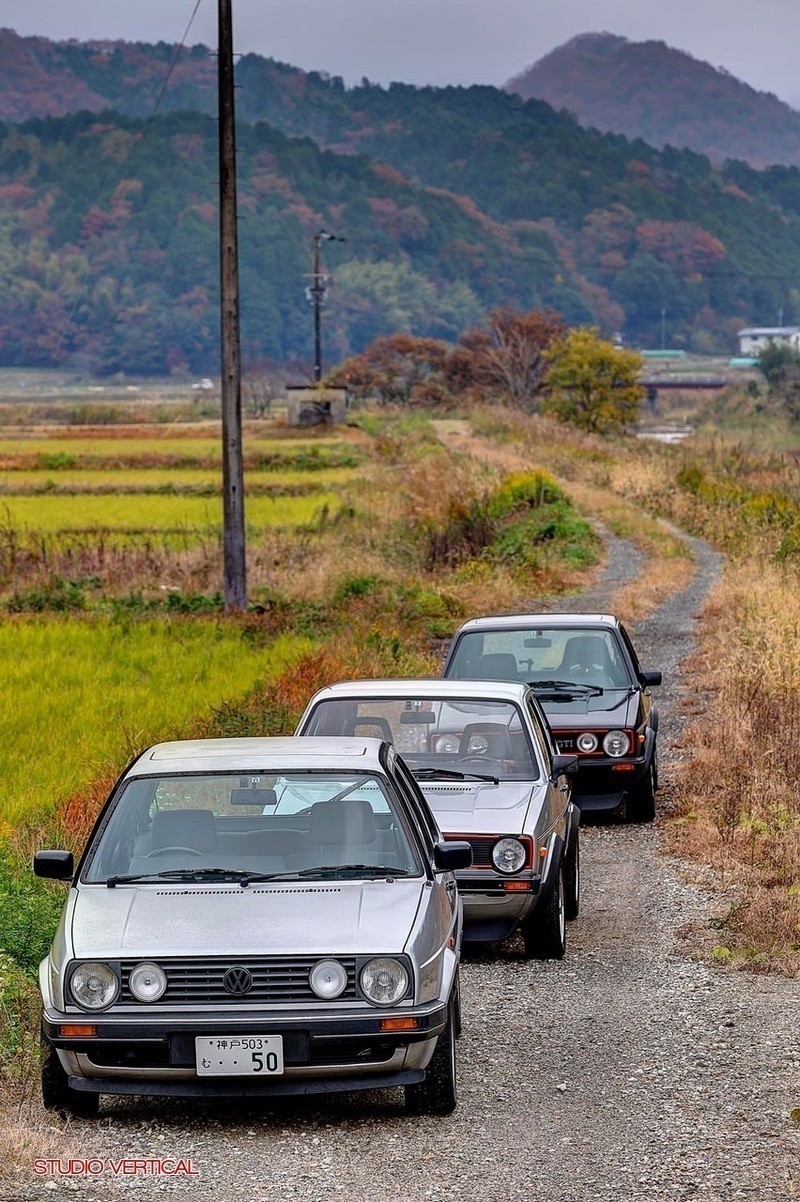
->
[195, 1035, 284, 1077]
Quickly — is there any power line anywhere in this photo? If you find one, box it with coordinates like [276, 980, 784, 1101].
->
[153, 0, 205, 115]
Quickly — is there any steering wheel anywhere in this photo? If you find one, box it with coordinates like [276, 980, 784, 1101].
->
[144, 846, 204, 858]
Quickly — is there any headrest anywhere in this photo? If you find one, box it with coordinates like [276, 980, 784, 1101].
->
[560, 636, 613, 669]
[478, 653, 518, 680]
[152, 808, 217, 853]
[352, 717, 393, 742]
[309, 800, 376, 846]
[459, 722, 512, 758]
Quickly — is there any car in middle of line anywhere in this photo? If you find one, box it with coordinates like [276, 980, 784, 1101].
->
[296, 680, 579, 960]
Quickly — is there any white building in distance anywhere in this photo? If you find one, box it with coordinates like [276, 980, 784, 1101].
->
[738, 326, 800, 356]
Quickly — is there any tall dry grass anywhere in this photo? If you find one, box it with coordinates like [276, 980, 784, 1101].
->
[669, 561, 800, 973]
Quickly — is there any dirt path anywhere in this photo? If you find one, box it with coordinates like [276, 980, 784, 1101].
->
[19, 474, 800, 1201]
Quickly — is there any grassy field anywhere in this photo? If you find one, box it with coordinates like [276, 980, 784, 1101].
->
[0, 621, 312, 829]
[0, 466, 357, 494]
[0, 491, 342, 533]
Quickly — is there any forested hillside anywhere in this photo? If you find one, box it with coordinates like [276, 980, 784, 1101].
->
[4, 31, 800, 370]
[506, 33, 800, 170]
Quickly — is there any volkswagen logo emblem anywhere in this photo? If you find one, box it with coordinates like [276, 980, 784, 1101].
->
[223, 966, 253, 996]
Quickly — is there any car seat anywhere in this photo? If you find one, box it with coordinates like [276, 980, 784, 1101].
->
[477, 652, 519, 681]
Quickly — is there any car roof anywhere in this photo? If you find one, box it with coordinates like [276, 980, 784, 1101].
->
[305, 678, 534, 704]
[126, 736, 386, 778]
[452, 613, 620, 634]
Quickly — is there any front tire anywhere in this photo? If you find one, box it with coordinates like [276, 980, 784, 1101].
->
[405, 1000, 457, 1115]
[564, 833, 580, 921]
[627, 760, 656, 824]
[41, 1039, 100, 1118]
[522, 857, 567, 960]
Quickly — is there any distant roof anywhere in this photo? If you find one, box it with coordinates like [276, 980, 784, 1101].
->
[128, 736, 382, 777]
[306, 679, 533, 703]
[738, 327, 800, 336]
[453, 613, 619, 633]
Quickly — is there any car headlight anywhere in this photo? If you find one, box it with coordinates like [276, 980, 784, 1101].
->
[129, 962, 167, 1003]
[492, 837, 526, 874]
[360, 957, 409, 1006]
[309, 958, 348, 1000]
[603, 730, 631, 757]
[70, 962, 120, 1011]
[577, 732, 599, 753]
[432, 734, 459, 754]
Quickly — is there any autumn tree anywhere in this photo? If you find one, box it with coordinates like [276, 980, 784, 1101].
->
[543, 328, 644, 433]
[449, 308, 566, 409]
[327, 334, 449, 404]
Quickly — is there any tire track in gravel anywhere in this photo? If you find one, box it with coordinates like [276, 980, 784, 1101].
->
[22, 528, 800, 1202]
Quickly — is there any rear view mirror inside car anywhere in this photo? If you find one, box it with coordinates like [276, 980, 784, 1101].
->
[230, 788, 278, 806]
[399, 711, 437, 724]
[524, 637, 552, 648]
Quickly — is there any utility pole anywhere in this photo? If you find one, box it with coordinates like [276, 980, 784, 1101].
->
[660, 307, 667, 352]
[307, 230, 345, 383]
[218, 0, 246, 611]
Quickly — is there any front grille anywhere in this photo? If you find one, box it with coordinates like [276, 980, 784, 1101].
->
[449, 835, 496, 867]
[119, 957, 358, 1006]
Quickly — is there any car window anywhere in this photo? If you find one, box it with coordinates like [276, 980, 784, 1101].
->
[447, 628, 633, 690]
[302, 697, 540, 781]
[82, 771, 421, 882]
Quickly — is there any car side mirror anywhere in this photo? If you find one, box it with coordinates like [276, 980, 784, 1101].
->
[33, 850, 74, 880]
[550, 754, 579, 781]
[433, 841, 472, 871]
[640, 670, 662, 687]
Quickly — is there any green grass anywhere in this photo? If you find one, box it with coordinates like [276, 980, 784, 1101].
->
[0, 466, 358, 494]
[0, 435, 354, 460]
[0, 619, 313, 827]
[0, 492, 342, 532]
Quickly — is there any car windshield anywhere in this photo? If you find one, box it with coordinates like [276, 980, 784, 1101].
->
[82, 772, 421, 883]
[303, 698, 540, 781]
[447, 627, 633, 692]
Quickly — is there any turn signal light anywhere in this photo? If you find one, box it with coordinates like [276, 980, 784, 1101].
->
[612, 764, 636, 772]
[59, 1024, 97, 1038]
[503, 880, 531, 892]
[380, 1017, 419, 1032]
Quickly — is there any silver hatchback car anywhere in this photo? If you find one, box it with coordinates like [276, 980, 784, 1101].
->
[296, 681, 580, 959]
[33, 737, 470, 1117]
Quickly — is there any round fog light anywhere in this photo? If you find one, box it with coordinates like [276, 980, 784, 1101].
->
[129, 962, 167, 1003]
[310, 959, 348, 1000]
[492, 837, 526, 874]
[577, 732, 598, 753]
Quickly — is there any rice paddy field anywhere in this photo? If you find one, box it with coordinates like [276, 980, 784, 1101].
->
[0, 415, 365, 820]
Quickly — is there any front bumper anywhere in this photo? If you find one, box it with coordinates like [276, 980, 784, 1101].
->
[42, 1003, 446, 1097]
[570, 755, 649, 812]
[455, 872, 540, 941]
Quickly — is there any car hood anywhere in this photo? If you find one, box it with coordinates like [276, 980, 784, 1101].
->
[70, 880, 424, 959]
[418, 780, 538, 835]
[541, 691, 639, 729]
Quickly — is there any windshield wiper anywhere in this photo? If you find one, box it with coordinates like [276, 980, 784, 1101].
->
[529, 680, 604, 697]
[412, 767, 500, 785]
[238, 865, 414, 886]
[106, 867, 253, 888]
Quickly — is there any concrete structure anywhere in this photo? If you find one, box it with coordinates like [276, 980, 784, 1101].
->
[285, 386, 348, 426]
[737, 327, 800, 356]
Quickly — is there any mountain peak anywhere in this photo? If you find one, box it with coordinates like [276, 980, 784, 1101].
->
[506, 32, 800, 168]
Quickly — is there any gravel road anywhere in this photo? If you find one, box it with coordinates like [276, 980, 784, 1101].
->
[21, 530, 800, 1202]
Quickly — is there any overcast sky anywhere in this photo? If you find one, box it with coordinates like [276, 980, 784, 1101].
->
[4, 0, 800, 106]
